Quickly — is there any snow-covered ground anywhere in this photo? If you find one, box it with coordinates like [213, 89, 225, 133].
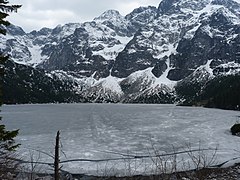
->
[1, 104, 240, 176]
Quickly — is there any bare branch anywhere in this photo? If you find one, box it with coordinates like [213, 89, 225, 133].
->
[59, 148, 218, 164]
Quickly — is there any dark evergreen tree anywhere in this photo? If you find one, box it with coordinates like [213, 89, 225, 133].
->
[0, 0, 21, 178]
[200, 75, 240, 110]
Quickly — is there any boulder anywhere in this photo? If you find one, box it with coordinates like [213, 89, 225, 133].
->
[231, 124, 240, 135]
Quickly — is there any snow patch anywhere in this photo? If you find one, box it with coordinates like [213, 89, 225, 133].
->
[152, 44, 178, 89]
[153, 58, 177, 89]
[92, 35, 133, 60]
[28, 45, 47, 67]
[95, 75, 123, 94]
[205, 59, 214, 76]
[126, 67, 155, 84]
[216, 61, 240, 75]
[202, 25, 214, 38]
[154, 43, 178, 59]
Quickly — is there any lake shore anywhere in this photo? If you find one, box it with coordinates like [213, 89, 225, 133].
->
[15, 163, 240, 179]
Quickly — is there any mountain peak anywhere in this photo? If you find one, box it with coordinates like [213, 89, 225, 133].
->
[125, 6, 157, 21]
[7, 24, 26, 36]
[93, 10, 123, 22]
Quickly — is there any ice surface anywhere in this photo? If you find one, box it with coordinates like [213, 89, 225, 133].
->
[1, 104, 240, 176]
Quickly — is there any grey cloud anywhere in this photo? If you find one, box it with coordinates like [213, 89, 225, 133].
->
[7, 0, 161, 32]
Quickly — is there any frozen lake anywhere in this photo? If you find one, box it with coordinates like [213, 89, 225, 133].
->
[1, 103, 240, 176]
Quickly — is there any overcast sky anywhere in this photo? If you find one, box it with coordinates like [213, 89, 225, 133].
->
[7, 0, 161, 32]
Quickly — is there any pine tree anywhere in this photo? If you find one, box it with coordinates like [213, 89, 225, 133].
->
[0, 0, 21, 178]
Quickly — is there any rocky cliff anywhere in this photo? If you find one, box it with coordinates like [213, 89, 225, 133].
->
[1, 0, 240, 108]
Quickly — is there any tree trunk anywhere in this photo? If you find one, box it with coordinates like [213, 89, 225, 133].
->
[54, 131, 60, 180]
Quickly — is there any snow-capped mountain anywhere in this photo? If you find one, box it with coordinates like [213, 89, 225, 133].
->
[1, 0, 240, 108]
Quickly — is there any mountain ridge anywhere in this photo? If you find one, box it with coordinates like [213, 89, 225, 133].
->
[1, 0, 240, 109]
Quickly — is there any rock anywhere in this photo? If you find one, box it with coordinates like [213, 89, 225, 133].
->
[230, 124, 240, 135]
